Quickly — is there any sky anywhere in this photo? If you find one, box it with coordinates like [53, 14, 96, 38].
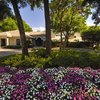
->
[19, 6, 95, 31]
[19, 6, 45, 31]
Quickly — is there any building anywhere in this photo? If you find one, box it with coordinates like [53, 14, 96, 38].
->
[69, 33, 82, 42]
[0, 30, 55, 47]
[0, 30, 82, 47]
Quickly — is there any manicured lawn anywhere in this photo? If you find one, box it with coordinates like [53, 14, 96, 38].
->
[0, 66, 99, 100]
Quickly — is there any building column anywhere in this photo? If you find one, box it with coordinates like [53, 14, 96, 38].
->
[0, 39, 1, 48]
[6, 38, 9, 46]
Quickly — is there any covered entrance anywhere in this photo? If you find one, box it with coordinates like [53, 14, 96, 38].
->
[35, 38, 43, 46]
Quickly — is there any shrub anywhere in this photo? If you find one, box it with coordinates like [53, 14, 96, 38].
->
[50, 50, 100, 69]
[3, 45, 21, 49]
[52, 40, 60, 47]
[68, 42, 92, 48]
[32, 48, 46, 57]
[0, 49, 100, 69]
[1, 52, 51, 68]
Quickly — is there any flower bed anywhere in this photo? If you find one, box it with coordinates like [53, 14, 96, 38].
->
[0, 66, 100, 100]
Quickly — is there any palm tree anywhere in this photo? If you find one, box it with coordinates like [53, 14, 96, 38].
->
[28, 0, 51, 55]
[9, 0, 29, 58]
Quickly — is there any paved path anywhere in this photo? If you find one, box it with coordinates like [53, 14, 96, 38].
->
[0, 49, 22, 58]
[0, 47, 98, 58]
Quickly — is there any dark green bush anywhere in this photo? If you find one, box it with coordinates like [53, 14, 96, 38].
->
[1, 52, 51, 68]
[3, 45, 21, 49]
[32, 48, 46, 57]
[0, 49, 100, 69]
[50, 50, 100, 69]
[68, 42, 92, 48]
[52, 40, 60, 47]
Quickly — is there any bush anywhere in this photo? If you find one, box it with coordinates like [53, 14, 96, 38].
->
[52, 40, 60, 47]
[68, 42, 92, 48]
[1, 52, 51, 68]
[0, 49, 100, 69]
[32, 48, 46, 57]
[50, 50, 100, 69]
[3, 45, 21, 49]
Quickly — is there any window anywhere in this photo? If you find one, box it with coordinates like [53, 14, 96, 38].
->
[74, 36, 76, 38]
[16, 39, 20, 45]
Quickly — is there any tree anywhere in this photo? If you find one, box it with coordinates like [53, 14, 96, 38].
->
[50, 0, 88, 49]
[0, 0, 13, 21]
[28, 0, 51, 55]
[82, 0, 100, 25]
[82, 26, 100, 46]
[8, 0, 29, 57]
[0, 17, 32, 32]
[0, 18, 18, 31]
[23, 21, 33, 32]
[44, 0, 51, 55]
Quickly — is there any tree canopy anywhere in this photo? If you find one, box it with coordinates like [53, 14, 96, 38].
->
[50, 0, 88, 47]
[82, 0, 100, 25]
[82, 26, 100, 44]
[0, 17, 32, 32]
[0, 0, 13, 21]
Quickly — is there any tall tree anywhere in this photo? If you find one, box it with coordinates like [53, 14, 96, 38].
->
[82, 0, 100, 25]
[50, 0, 89, 49]
[8, 0, 29, 57]
[44, 0, 51, 55]
[28, 0, 51, 55]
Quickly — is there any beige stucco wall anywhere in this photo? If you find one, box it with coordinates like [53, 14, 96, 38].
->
[69, 33, 82, 42]
[9, 37, 20, 45]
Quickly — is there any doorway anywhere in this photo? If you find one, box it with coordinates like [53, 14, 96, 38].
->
[1, 39, 6, 46]
[35, 38, 43, 46]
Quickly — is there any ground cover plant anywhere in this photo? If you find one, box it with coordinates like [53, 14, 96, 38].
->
[0, 49, 100, 69]
[0, 66, 99, 100]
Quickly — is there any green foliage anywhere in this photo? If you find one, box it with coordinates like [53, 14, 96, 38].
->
[50, 0, 88, 48]
[0, 17, 32, 32]
[0, 49, 100, 69]
[68, 42, 91, 48]
[3, 45, 21, 49]
[32, 48, 46, 57]
[50, 0, 89, 33]
[23, 21, 32, 32]
[0, 0, 13, 21]
[0, 52, 51, 68]
[52, 40, 60, 47]
[82, 0, 100, 25]
[50, 50, 100, 69]
[1, 18, 18, 31]
[27, 0, 42, 10]
[82, 26, 100, 43]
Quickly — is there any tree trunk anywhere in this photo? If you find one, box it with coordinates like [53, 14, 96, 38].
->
[11, 0, 28, 58]
[64, 34, 69, 49]
[44, 0, 51, 56]
[60, 32, 63, 50]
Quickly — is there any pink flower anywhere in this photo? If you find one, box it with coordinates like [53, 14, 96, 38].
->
[74, 97, 77, 100]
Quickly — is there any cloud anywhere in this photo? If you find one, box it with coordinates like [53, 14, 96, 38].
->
[32, 27, 45, 32]
[86, 22, 95, 26]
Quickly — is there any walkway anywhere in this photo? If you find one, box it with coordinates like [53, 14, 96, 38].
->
[0, 48, 22, 58]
